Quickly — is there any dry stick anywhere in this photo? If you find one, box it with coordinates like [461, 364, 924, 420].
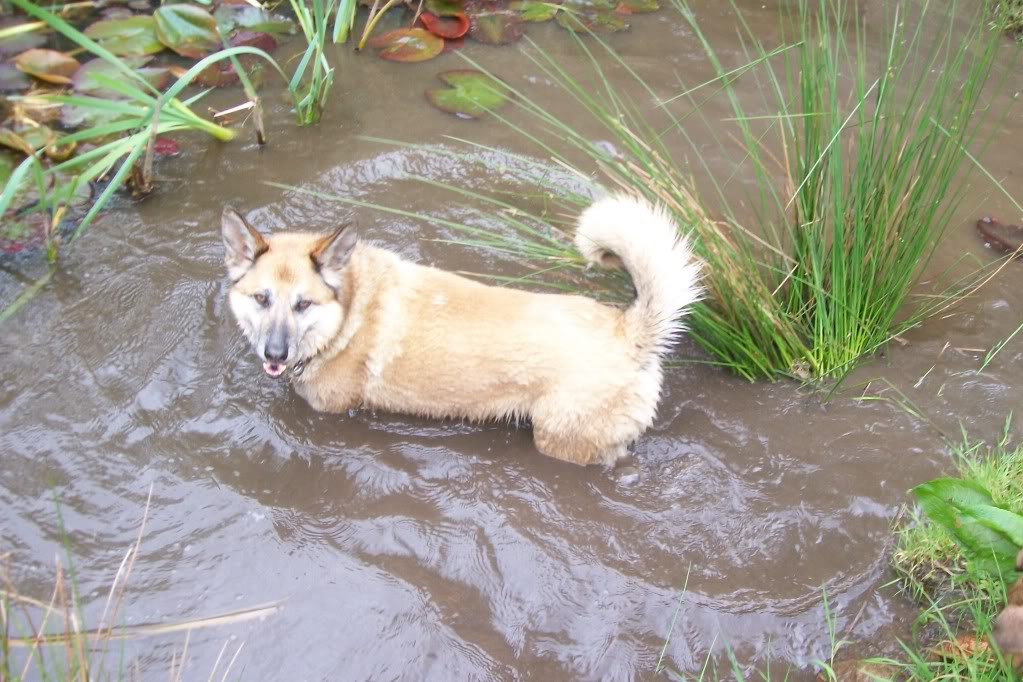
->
[220, 640, 246, 682]
[15, 564, 63, 681]
[141, 101, 162, 195]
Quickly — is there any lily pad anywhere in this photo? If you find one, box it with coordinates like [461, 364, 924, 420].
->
[14, 49, 80, 85]
[213, 5, 296, 35]
[60, 102, 133, 130]
[420, 12, 470, 39]
[0, 19, 47, 59]
[616, 0, 659, 12]
[0, 62, 32, 93]
[155, 5, 221, 59]
[555, 8, 629, 33]
[425, 0, 465, 16]
[72, 57, 170, 97]
[368, 28, 444, 63]
[230, 30, 278, 52]
[468, 10, 524, 44]
[84, 16, 165, 56]
[0, 122, 56, 156]
[425, 69, 510, 119]
[510, 1, 559, 22]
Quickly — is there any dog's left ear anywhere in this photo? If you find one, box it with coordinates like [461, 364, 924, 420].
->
[311, 223, 358, 289]
[222, 207, 268, 281]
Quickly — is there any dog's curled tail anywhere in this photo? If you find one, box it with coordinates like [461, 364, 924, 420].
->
[575, 194, 702, 361]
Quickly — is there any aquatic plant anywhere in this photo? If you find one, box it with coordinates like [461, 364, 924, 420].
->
[992, 0, 1023, 40]
[290, 0, 337, 125]
[419, 0, 1008, 380]
[1, 0, 293, 259]
[0, 489, 278, 681]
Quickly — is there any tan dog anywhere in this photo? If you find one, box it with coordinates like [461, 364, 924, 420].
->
[222, 195, 701, 465]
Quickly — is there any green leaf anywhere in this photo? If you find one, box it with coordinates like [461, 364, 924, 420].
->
[155, 5, 221, 59]
[83, 16, 165, 56]
[368, 28, 444, 63]
[425, 69, 510, 118]
[424, 0, 464, 17]
[72, 57, 170, 98]
[913, 478, 1023, 576]
[467, 10, 524, 44]
[617, 0, 659, 13]
[510, 1, 559, 22]
[213, 6, 296, 35]
[555, 8, 628, 33]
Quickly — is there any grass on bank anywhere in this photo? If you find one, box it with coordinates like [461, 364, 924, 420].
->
[394, 0, 1011, 381]
[993, 0, 1023, 40]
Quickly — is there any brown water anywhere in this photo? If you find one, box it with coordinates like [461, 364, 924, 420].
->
[2, 2, 1022, 680]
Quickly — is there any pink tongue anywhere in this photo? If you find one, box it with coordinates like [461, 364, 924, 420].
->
[263, 361, 286, 377]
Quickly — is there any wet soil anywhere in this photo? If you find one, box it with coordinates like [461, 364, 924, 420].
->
[1, 1, 1022, 679]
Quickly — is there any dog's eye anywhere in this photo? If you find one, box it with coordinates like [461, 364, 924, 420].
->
[253, 293, 269, 307]
[294, 300, 312, 312]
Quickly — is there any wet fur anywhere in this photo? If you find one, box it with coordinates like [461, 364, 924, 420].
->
[223, 195, 701, 466]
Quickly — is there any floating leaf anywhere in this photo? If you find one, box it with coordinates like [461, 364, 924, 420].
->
[14, 48, 80, 85]
[510, 1, 558, 22]
[615, 0, 658, 13]
[155, 5, 221, 59]
[426, 69, 510, 118]
[72, 57, 170, 97]
[229, 30, 278, 52]
[368, 28, 444, 63]
[976, 217, 1023, 258]
[420, 12, 470, 39]
[0, 19, 46, 59]
[0, 62, 32, 93]
[0, 122, 56, 156]
[213, 5, 296, 35]
[425, 0, 465, 16]
[59, 103, 133, 130]
[468, 10, 523, 44]
[555, 8, 628, 33]
[84, 16, 165, 56]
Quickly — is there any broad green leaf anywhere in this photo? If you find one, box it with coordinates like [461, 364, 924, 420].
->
[72, 58, 170, 98]
[555, 8, 628, 33]
[368, 28, 444, 63]
[426, 69, 510, 118]
[467, 10, 524, 44]
[914, 478, 1023, 576]
[510, 1, 559, 22]
[424, 0, 464, 17]
[213, 6, 296, 35]
[155, 5, 221, 59]
[83, 16, 165, 56]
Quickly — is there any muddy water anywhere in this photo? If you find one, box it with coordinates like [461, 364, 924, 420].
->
[2, 2, 1022, 679]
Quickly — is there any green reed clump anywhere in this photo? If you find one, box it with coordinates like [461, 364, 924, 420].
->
[436, 0, 1006, 380]
[290, 0, 337, 125]
[993, 0, 1023, 40]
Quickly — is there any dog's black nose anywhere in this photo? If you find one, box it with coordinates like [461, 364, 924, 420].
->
[264, 344, 288, 363]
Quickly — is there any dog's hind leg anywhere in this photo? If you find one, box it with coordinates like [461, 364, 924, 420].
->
[532, 427, 627, 466]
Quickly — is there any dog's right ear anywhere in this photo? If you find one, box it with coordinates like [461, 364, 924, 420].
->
[222, 207, 268, 281]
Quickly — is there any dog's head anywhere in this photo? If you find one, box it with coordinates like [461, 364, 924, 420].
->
[222, 207, 357, 378]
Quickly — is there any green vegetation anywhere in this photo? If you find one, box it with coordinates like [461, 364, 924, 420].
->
[290, 0, 337, 125]
[993, 0, 1023, 40]
[894, 431, 1023, 599]
[418, 0, 1008, 381]
[1, 491, 279, 681]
